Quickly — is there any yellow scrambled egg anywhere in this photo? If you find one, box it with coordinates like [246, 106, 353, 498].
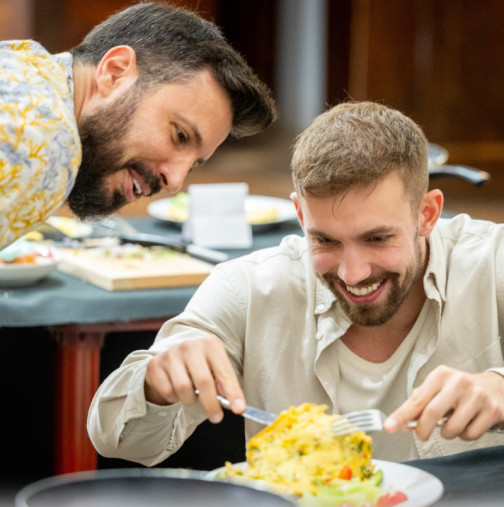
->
[224, 403, 374, 496]
[166, 192, 279, 224]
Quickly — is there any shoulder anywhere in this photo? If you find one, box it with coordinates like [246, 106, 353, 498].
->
[428, 213, 504, 286]
[433, 213, 504, 249]
[210, 234, 311, 289]
[223, 234, 308, 270]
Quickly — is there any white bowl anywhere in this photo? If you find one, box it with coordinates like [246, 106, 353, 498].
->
[0, 246, 61, 288]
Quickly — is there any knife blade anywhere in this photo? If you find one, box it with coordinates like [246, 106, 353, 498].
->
[118, 232, 229, 264]
[216, 395, 278, 425]
[194, 389, 277, 425]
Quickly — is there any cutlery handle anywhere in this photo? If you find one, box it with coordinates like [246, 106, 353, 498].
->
[186, 244, 229, 264]
[405, 419, 504, 433]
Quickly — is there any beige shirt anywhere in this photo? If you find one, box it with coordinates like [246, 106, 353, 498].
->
[88, 214, 504, 466]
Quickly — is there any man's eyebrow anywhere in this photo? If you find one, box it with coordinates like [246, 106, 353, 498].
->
[306, 225, 397, 240]
[357, 225, 397, 239]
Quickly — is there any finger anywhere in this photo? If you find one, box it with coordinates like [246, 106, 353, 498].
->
[145, 352, 196, 405]
[384, 366, 452, 434]
[145, 356, 176, 405]
[188, 361, 224, 424]
[207, 345, 245, 414]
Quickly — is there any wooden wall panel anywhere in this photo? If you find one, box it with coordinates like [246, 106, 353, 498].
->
[34, 0, 220, 53]
[347, 0, 504, 168]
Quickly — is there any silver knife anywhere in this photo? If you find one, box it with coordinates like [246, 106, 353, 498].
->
[194, 390, 277, 425]
[118, 232, 229, 264]
[216, 395, 277, 425]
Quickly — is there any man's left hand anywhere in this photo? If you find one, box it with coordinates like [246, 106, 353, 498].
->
[384, 365, 504, 440]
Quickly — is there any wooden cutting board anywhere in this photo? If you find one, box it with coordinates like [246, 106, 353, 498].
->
[57, 248, 214, 291]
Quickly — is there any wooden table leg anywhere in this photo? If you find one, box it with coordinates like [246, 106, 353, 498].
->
[49, 317, 168, 475]
[51, 327, 104, 475]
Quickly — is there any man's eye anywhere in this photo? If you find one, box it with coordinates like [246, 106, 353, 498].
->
[368, 236, 388, 244]
[176, 128, 187, 143]
[314, 236, 333, 245]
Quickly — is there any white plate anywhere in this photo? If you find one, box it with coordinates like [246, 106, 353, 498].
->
[0, 245, 62, 288]
[147, 195, 298, 230]
[46, 216, 93, 238]
[205, 459, 443, 507]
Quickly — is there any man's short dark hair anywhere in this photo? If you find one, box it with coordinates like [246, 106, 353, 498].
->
[70, 1, 276, 138]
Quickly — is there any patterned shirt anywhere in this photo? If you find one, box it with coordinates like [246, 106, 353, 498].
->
[0, 40, 81, 249]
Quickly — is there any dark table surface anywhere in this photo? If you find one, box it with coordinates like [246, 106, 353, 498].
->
[0, 217, 303, 327]
[405, 445, 504, 506]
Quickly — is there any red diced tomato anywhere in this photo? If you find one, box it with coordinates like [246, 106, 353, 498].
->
[338, 465, 353, 480]
[377, 491, 408, 506]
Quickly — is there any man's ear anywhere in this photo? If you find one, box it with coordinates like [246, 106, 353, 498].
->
[418, 189, 444, 236]
[95, 45, 138, 97]
[290, 191, 304, 228]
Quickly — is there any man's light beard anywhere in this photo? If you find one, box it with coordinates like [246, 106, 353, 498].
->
[322, 241, 424, 326]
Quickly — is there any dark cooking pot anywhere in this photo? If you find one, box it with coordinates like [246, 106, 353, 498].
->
[15, 468, 297, 507]
[428, 143, 490, 186]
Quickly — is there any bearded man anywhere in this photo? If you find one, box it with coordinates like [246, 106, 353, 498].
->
[0, 1, 276, 248]
[88, 101, 504, 466]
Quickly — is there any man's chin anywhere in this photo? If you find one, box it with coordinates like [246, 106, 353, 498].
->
[67, 190, 127, 222]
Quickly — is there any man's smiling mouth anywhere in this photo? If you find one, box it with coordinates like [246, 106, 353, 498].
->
[133, 177, 144, 197]
[345, 280, 383, 296]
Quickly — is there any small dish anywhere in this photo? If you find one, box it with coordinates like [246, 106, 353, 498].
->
[0, 243, 62, 288]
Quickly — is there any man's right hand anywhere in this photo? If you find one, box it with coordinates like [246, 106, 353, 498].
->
[144, 334, 245, 423]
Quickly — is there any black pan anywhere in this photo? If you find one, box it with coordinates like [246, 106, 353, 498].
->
[15, 468, 297, 507]
[428, 142, 490, 186]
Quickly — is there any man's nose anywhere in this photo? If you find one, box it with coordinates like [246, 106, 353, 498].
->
[157, 157, 194, 194]
[337, 248, 372, 286]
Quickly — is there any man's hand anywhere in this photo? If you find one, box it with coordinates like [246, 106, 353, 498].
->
[144, 334, 245, 423]
[384, 365, 504, 440]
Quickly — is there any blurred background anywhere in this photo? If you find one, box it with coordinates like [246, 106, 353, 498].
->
[2, 0, 504, 502]
[2, 0, 504, 219]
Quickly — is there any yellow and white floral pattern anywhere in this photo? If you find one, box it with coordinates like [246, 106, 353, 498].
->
[0, 40, 81, 249]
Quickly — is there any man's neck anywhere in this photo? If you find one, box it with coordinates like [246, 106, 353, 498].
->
[72, 62, 97, 122]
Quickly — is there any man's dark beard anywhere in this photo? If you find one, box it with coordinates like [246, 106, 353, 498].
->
[322, 242, 423, 326]
[68, 85, 161, 220]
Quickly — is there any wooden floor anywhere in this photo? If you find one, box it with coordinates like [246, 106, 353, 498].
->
[60, 125, 504, 223]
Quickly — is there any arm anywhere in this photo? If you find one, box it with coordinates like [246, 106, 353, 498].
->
[88, 263, 248, 465]
[384, 365, 504, 440]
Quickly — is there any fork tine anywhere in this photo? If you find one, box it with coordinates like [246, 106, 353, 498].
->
[332, 409, 386, 436]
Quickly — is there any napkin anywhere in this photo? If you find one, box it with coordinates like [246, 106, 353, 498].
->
[183, 183, 252, 249]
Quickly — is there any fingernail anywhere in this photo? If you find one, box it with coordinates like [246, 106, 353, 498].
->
[210, 413, 223, 424]
[383, 417, 398, 431]
[232, 398, 246, 412]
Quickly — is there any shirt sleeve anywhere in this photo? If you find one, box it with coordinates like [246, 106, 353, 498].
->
[87, 262, 247, 465]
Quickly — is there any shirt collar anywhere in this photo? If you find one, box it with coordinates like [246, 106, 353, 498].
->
[423, 222, 447, 306]
[314, 277, 337, 315]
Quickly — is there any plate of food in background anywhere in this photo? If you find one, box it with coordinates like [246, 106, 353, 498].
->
[147, 193, 298, 232]
[0, 240, 62, 288]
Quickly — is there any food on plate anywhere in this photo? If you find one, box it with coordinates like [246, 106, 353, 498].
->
[165, 192, 279, 224]
[46, 216, 92, 238]
[0, 241, 56, 265]
[77, 243, 177, 260]
[221, 403, 407, 507]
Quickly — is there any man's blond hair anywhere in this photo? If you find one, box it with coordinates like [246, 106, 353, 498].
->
[291, 101, 429, 211]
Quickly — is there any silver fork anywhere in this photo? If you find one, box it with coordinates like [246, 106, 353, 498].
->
[332, 408, 504, 437]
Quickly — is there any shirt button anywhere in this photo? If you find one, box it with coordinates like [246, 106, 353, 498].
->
[316, 332, 323, 340]
[157, 411, 168, 417]
[316, 304, 325, 312]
